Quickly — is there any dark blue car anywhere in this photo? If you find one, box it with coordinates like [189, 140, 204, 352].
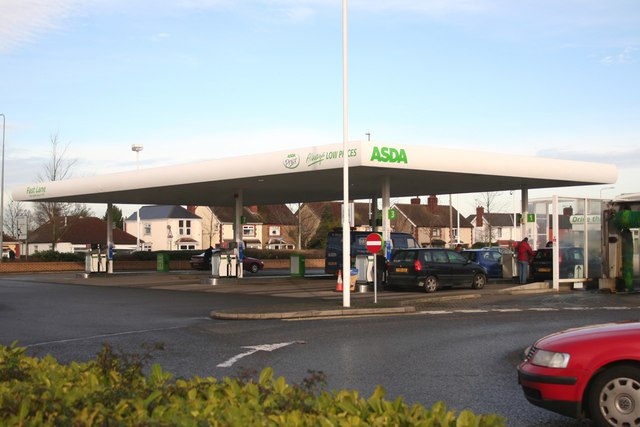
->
[461, 249, 503, 279]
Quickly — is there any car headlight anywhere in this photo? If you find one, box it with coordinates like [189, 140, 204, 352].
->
[531, 349, 571, 368]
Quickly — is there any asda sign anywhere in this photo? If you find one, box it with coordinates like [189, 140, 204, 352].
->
[370, 146, 408, 164]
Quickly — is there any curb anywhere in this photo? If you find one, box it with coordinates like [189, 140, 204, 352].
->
[210, 306, 416, 320]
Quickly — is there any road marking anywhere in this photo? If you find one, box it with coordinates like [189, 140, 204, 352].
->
[420, 310, 453, 315]
[25, 326, 188, 348]
[415, 306, 640, 317]
[217, 341, 305, 368]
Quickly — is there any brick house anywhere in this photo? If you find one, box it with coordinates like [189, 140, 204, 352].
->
[296, 201, 376, 248]
[466, 206, 521, 246]
[391, 195, 473, 247]
[25, 216, 137, 255]
[195, 204, 297, 250]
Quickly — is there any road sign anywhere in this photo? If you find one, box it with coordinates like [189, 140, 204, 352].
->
[366, 233, 383, 254]
[17, 215, 28, 240]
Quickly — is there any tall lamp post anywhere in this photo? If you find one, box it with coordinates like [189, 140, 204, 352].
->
[131, 144, 144, 251]
[0, 114, 5, 262]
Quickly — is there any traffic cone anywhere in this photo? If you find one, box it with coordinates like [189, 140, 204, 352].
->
[335, 269, 343, 292]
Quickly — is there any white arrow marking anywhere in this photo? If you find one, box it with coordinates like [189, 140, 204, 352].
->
[217, 341, 304, 368]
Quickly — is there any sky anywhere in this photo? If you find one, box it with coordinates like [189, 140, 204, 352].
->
[1, 0, 639, 218]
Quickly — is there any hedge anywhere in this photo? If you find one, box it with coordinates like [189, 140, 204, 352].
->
[0, 343, 506, 426]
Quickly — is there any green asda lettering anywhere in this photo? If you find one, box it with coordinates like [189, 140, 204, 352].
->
[370, 146, 408, 164]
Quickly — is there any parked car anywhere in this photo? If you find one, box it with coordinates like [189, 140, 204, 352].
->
[386, 248, 487, 292]
[189, 251, 264, 273]
[517, 321, 640, 426]
[530, 247, 584, 281]
[461, 248, 503, 279]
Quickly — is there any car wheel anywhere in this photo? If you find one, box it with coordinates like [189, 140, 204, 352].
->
[249, 263, 259, 273]
[422, 275, 438, 293]
[587, 364, 640, 427]
[471, 273, 487, 289]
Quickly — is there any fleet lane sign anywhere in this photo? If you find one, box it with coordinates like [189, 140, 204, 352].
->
[366, 233, 383, 254]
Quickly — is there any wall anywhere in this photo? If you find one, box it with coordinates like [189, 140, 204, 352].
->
[0, 258, 325, 274]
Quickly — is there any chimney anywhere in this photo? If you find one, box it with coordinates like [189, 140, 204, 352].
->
[563, 206, 573, 216]
[410, 196, 421, 205]
[249, 205, 259, 213]
[427, 194, 438, 211]
[186, 205, 197, 214]
[476, 206, 484, 227]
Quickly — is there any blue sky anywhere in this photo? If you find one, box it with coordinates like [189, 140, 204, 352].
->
[1, 0, 638, 216]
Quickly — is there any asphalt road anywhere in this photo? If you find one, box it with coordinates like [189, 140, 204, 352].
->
[2, 274, 638, 426]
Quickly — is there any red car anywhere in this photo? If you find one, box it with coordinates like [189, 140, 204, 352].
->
[189, 251, 264, 273]
[517, 321, 640, 426]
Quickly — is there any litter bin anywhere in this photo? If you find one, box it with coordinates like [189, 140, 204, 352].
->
[290, 254, 305, 277]
[157, 253, 170, 272]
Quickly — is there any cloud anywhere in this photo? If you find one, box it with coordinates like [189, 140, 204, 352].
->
[0, 0, 83, 53]
[601, 47, 637, 64]
[150, 32, 172, 42]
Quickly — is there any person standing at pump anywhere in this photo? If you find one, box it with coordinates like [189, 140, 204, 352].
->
[516, 237, 534, 284]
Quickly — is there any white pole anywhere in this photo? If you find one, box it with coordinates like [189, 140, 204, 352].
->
[552, 195, 559, 290]
[0, 114, 5, 263]
[341, 0, 350, 307]
[456, 194, 460, 244]
[131, 144, 143, 251]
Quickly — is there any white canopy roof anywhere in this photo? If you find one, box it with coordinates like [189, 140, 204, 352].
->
[12, 141, 618, 206]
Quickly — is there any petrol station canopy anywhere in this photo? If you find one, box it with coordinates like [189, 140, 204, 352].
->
[12, 141, 618, 206]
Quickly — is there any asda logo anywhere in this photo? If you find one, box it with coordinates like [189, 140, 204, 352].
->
[370, 146, 408, 164]
[283, 153, 300, 169]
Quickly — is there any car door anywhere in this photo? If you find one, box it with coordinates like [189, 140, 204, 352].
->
[446, 250, 470, 285]
[485, 250, 503, 278]
[430, 250, 453, 285]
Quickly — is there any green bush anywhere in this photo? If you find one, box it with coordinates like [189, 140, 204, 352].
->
[29, 250, 85, 262]
[0, 343, 505, 426]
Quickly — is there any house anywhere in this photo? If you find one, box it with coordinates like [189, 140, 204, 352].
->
[466, 206, 521, 246]
[195, 204, 297, 250]
[124, 205, 202, 251]
[391, 195, 473, 247]
[2, 234, 20, 258]
[25, 216, 137, 255]
[297, 202, 376, 248]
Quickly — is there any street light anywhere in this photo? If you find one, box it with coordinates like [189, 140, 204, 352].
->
[131, 144, 144, 251]
[0, 114, 5, 263]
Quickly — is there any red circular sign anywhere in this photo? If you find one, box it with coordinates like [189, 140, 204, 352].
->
[366, 233, 383, 254]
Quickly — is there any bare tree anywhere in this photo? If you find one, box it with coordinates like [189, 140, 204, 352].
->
[4, 198, 30, 237]
[473, 191, 508, 245]
[32, 132, 92, 249]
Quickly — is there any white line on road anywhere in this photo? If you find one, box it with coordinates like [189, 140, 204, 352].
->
[26, 326, 188, 348]
[414, 306, 639, 318]
[217, 341, 306, 368]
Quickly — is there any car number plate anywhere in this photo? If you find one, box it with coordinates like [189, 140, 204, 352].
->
[539, 267, 551, 272]
[395, 267, 408, 273]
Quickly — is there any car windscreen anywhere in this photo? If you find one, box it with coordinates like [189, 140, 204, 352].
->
[391, 251, 416, 262]
[534, 249, 552, 261]
[391, 234, 419, 249]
